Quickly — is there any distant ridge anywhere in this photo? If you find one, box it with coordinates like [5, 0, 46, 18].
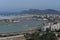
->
[0, 9, 60, 16]
[20, 9, 60, 15]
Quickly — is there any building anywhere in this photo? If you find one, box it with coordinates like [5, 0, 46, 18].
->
[40, 22, 60, 32]
[40, 23, 51, 31]
[51, 23, 60, 31]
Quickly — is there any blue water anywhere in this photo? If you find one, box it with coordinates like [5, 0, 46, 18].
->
[0, 20, 44, 33]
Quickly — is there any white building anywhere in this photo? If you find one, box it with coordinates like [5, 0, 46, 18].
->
[41, 23, 51, 31]
[51, 23, 60, 31]
[40, 22, 60, 31]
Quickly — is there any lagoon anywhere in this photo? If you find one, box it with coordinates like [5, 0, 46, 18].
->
[0, 20, 45, 33]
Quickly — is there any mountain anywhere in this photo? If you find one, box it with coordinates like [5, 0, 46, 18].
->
[0, 9, 60, 16]
[20, 9, 60, 15]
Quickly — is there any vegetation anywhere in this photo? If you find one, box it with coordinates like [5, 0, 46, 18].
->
[24, 31, 40, 40]
[24, 32, 57, 40]
[40, 32, 57, 40]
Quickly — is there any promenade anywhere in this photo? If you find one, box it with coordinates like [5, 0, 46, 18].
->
[0, 35, 26, 40]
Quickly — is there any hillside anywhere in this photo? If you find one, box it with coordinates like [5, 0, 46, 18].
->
[20, 9, 60, 15]
[0, 9, 60, 16]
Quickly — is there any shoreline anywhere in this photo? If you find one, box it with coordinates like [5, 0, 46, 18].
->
[0, 22, 48, 37]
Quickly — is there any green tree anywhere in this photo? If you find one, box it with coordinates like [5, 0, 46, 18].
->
[31, 31, 40, 40]
[24, 31, 40, 40]
[40, 32, 57, 40]
[24, 33, 32, 40]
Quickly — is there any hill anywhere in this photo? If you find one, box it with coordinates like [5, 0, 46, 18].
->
[0, 9, 60, 16]
[20, 9, 60, 15]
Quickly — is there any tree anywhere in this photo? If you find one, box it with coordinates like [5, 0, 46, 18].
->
[24, 33, 32, 40]
[24, 31, 40, 40]
[40, 32, 57, 40]
[31, 31, 40, 40]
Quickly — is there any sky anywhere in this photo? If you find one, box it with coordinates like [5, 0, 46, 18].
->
[0, 0, 60, 12]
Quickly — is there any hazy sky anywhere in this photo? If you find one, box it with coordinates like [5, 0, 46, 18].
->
[0, 0, 60, 12]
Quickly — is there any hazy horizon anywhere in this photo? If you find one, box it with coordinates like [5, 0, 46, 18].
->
[0, 0, 60, 12]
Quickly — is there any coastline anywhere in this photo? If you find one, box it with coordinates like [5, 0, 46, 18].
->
[0, 22, 48, 37]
